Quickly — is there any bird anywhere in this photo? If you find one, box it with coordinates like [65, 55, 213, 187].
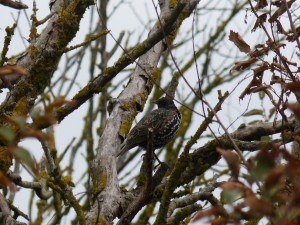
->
[117, 97, 181, 157]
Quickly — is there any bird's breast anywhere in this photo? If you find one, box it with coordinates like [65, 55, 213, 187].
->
[152, 110, 181, 148]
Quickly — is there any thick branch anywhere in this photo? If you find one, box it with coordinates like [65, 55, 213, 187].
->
[0, 0, 28, 9]
[0, 0, 93, 121]
[0, 193, 26, 225]
[180, 117, 295, 186]
[117, 129, 154, 225]
[54, 0, 187, 123]
[86, 0, 201, 223]
[7, 171, 52, 200]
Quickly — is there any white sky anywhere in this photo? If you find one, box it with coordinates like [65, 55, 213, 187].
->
[0, 0, 298, 224]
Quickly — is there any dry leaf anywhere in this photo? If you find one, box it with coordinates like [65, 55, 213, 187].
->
[217, 148, 240, 179]
[254, 0, 268, 10]
[270, 74, 282, 84]
[12, 147, 39, 175]
[285, 102, 300, 118]
[244, 195, 274, 216]
[285, 81, 300, 97]
[287, 26, 300, 42]
[0, 171, 16, 192]
[252, 63, 269, 77]
[45, 96, 69, 113]
[269, 0, 296, 23]
[229, 30, 251, 53]
[264, 166, 285, 189]
[252, 13, 267, 32]
[0, 64, 29, 76]
[230, 58, 257, 71]
[252, 85, 271, 93]
[220, 181, 245, 190]
[192, 206, 224, 222]
[239, 76, 262, 100]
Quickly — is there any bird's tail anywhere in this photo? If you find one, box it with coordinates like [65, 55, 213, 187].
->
[117, 141, 128, 157]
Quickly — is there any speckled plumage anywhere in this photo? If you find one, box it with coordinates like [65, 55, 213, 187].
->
[118, 97, 181, 156]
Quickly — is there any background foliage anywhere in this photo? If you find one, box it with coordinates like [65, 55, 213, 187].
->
[0, 0, 299, 224]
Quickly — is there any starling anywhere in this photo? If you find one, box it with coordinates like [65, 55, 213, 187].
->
[118, 97, 181, 157]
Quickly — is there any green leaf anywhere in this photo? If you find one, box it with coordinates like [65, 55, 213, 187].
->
[13, 147, 39, 175]
[13, 116, 27, 131]
[243, 109, 263, 117]
[221, 188, 243, 204]
[0, 127, 15, 143]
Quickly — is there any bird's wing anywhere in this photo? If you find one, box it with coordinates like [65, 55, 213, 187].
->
[130, 109, 168, 136]
[119, 110, 170, 152]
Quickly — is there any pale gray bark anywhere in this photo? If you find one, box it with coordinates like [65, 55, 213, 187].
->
[86, 0, 201, 224]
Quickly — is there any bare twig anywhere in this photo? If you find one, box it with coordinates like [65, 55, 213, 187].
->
[7, 170, 52, 200]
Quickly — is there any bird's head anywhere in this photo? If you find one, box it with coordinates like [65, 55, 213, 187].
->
[155, 97, 176, 109]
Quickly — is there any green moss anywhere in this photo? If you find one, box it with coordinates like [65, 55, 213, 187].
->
[62, 175, 73, 186]
[0, 23, 17, 66]
[119, 111, 137, 138]
[169, 0, 178, 8]
[282, 130, 293, 140]
[152, 185, 164, 201]
[32, 200, 46, 225]
[93, 172, 107, 193]
[165, 1, 194, 46]
[144, 204, 154, 216]
[146, 67, 161, 91]
[29, 16, 38, 41]
[134, 92, 149, 110]
[118, 67, 161, 137]
[29, 45, 38, 59]
[93, 216, 107, 225]
[12, 96, 29, 117]
[0, 146, 12, 173]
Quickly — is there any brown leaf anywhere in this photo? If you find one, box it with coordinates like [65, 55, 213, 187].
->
[254, 0, 268, 10]
[271, 0, 282, 7]
[252, 85, 271, 93]
[11, 147, 39, 175]
[20, 127, 50, 141]
[239, 76, 262, 100]
[252, 13, 267, 32]
[220, 181, 245, 190]
[31, 114, 58, 128]
[271, 62, 287, 72]
[287, 26, 300, 42]
[244, 195, 274, 216]
[270, 74, 282, 85]
[45, 96, 69, 113]
[252, 63, 269, 77]
[217, 148, 240, 179]
[285, 82, 300, 98]
[192, 206, 224, 222]
[0, 64, 29, 76]
[210, 218, 229, 225]
[281, 55, 297, 66]
[285, 102, 300, 119]
[0, 171, 16, 192]
[249, 44, 270, 57]
[228, 30, 251, 53]
[230, 58, 257, 71]
[264, 166, 285, 189]
[275, 20, 288, 34]
[269, 0, 296, 23]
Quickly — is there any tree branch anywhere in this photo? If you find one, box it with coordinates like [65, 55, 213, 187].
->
[0, 0, 28, 9]
[86, 1, 201, 223]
